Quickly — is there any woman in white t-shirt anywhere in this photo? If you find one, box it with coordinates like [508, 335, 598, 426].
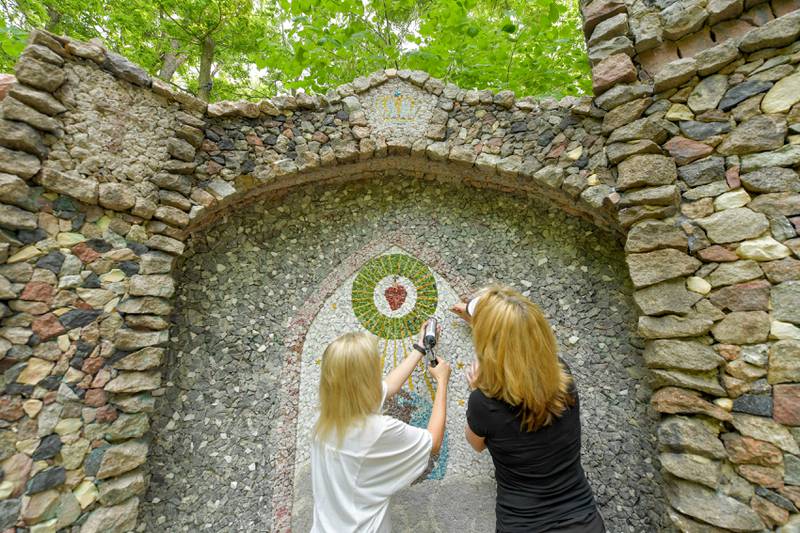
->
[311, 326, 451, 532]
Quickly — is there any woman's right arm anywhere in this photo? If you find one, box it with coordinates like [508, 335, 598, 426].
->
[427, 357, 451, 454]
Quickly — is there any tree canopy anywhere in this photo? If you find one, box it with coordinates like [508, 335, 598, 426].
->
[0, 0, 590, 102]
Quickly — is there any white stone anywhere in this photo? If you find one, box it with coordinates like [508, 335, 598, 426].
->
[761, 72, 800, 114]
[771, 320, 800, 340]
[713, 189, 750, 210]
[686, 276, 711, 295]
[736, 236, 791, 261]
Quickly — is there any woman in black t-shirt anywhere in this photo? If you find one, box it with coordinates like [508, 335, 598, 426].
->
[452, 284, 605, 533]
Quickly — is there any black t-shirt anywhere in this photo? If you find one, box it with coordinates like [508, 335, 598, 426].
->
[466, 377, 598, 532]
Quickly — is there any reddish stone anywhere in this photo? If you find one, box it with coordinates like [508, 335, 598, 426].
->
[20, 281, 54, 303]
[717, 344, 741, 361]
[81, 357, 104, 375]
[91, 368, 111, 388]
[664, 137, 713, 165]
[790, 216, 800, 234]
[200, 139, 218, 153]
[698, 245, 738, 262]
[726, 165, 741, 189]
[582, 0, 627, 36]
[84, 388, 108, 407]
[0, 395, 24, 421]
[638, 41, 680, 77]
[206, 160, 223, 175]
[737, 464, 784, 488]
[773, 384, 800, 426]
[74, 299, 93, 310]
[245, 133, 262, 146]
[651, 387, 732, 421]
[762, 257, 800, 283]
[592, 53, 637, 95]
[42, 391, 57, 404]
[677, 28, 715, 59]
[95, 404, 118, 423]
[751, 495, 789, 528]
[283, 128, 294, 140]
[71, 242, 100, 263]
[723, 433, 783, 466]
[0, 74, 14, 101]
[31, 313, 65, 340]
[312, 131, 329, 144]
[712, 19, 757, 43]
[547, 142, 567, 159]
[743, 3, 774, 26]
[3, 453, 31, 497]
[772, 0, 800, 16]
[710, 280, 771, 311]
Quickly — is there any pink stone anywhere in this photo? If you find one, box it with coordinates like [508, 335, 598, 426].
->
[772, 0, 800, 16]
[91, 368, 111, 388]
[638, 41, 680, 76]
[3, 453, 32, 497]
[0, 395, 24, 421]
[81, 357, 104, 375]
[582, 0, 627, 36]
[95, 404, 118, 423]
[726, 165, 741, 189]
[0, 74, 15, 101]
[737, 464, 784, 488]
[31, 313, 65, 340]
[84, 388, 108, 407]
[677, 28, 715, 59]
[716, 344, 741, 361]
[664, 136, 713, 165]
[592, 53, 637, 95]
[712, 19, 757, 43]
[697, 245, 739, 262]
[20, 281, 54, 303]
[207, 160, 223, 175]
[71, 242, 100, 263]
[774, 384, 800, 425]
[710, 280, 771, 311]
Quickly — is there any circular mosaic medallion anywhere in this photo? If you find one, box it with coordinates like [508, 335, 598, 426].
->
[352, 254, 438, 339]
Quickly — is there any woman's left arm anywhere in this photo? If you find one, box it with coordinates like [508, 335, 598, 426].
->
[465, 424, 487, 452]
[384, 347, 424, 399]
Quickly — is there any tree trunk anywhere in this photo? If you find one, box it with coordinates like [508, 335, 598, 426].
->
[158, 39, 187, 82]
[45, 5, 61, 31]
[198, 36, 215, 102]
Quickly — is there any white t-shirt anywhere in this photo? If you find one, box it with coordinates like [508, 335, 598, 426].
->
[310, 382, 433, 532]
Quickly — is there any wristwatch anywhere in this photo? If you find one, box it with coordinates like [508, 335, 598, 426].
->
[412, 343, 426, 356]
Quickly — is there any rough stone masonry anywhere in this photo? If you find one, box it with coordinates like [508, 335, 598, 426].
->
[0, 0, 796, 528]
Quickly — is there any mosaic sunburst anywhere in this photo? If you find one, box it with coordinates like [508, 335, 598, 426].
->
[351, 254, 438, 340]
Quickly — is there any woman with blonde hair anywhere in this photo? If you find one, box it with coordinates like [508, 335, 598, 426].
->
[453, 285, 605, 533]
[311, 324, 451, 532]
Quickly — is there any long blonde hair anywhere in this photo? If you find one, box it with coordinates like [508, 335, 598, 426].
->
[472, 284, 574, 431]
[314, 332, 383, 445]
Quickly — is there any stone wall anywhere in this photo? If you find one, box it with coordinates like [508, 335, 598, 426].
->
[0, 5, 795, 529]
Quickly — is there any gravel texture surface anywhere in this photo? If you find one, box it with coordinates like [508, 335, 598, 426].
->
[140, 176, 666, 532]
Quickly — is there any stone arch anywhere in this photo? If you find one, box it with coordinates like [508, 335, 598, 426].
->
[0, 3, 797, 529]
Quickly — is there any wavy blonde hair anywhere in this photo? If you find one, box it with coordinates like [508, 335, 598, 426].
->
[314, 332, 383, 445]
[472, 284, 574, 432]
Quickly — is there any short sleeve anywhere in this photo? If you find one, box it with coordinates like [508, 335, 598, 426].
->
[466, 389, 490, 438]
[378, 381, 388, 412]
[359, 417, 433, 498]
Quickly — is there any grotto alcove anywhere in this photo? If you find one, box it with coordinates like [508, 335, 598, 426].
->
[139, 173, 665, 532]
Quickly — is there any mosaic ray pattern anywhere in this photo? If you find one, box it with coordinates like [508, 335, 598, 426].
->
[351, 254, 439, 340]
